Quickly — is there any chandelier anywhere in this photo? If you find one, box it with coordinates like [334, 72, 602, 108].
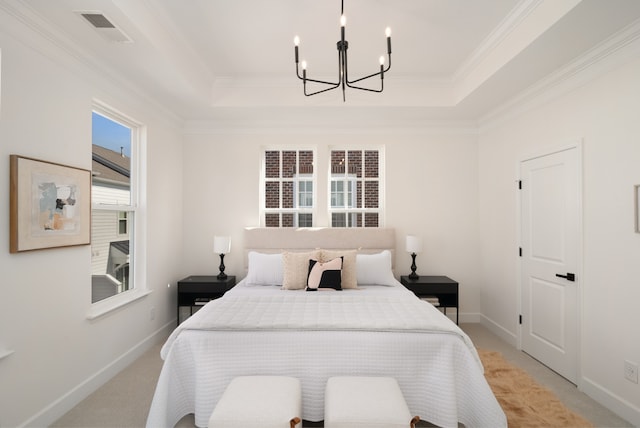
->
[293, 0, 392, 102]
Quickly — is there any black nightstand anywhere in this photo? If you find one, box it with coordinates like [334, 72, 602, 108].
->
[400, 275, 459, 325]
[177, 275, 236, 325]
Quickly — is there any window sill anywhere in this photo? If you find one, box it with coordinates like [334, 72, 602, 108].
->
[86, 289, 152, 321]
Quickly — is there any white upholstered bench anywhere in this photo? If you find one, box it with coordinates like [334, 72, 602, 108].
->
[208, 376, 302, 428]
[324, 376, 420, 428]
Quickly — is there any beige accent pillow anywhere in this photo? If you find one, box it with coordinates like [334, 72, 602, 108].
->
[282, 250, 321, 290]
[320, 249, 357, 289]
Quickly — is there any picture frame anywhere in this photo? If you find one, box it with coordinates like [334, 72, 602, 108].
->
[10, 155, 91, 253]
[636, 185, 640, 233]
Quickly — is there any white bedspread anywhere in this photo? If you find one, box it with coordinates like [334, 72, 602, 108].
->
[147, 282, 506, 428]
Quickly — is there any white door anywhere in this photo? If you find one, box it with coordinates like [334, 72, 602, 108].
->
[520, 146, 580, 384]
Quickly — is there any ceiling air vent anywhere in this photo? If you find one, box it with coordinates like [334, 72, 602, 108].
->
[76, 11, 133, 43]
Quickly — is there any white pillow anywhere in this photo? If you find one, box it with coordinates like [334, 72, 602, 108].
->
[246, 252, 283, 286]
[356, 250, 397, 286]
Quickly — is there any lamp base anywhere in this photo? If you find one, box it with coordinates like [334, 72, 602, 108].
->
[217, 253, 227, 280]
[409, 252, 419, 280]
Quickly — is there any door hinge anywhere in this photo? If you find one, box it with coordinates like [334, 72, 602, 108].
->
[519, 315, 522, 325]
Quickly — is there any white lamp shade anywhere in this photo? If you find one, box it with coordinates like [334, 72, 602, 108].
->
[214, 236, 231, 254]
[406, 235, 422, 253]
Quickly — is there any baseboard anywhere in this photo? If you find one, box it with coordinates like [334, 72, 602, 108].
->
[478, 313, 518, 347]
[458, 311, 481, 324]
[21, 320, 175, 428]
[581, 376, 640, 427]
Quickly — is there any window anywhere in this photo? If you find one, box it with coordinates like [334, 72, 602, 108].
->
[262, 149, 315, 227]
[91, 108, 139, 304]
[118, 211, 128, 235]
[329, 149, 382, 227]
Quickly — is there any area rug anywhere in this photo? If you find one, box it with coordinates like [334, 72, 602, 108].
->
[478, 349, 592, 428]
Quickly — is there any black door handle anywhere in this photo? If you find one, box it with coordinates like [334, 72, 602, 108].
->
[556, 273, 575, 282]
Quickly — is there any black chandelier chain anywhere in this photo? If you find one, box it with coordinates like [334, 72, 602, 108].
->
[293, 0, 392, 102]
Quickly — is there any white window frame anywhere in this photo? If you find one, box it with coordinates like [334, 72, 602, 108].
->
[328, 146, 385, 228]
[260, 147, 317, 227]
[87, 101, 149, 320]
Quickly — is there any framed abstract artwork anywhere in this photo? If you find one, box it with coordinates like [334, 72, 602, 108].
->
[10, 155, 91, 253]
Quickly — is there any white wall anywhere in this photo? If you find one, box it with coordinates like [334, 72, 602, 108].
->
[477, 55, 640, 424]
[181, 129, 482, 319]
[0, 11, 184, 427]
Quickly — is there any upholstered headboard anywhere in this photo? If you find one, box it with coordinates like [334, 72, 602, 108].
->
[243, 227, 396, 270]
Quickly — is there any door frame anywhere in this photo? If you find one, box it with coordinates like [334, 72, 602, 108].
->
[516, 138, 584, 388]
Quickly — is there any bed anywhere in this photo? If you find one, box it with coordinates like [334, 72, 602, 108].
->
[146, 228, 506, 428]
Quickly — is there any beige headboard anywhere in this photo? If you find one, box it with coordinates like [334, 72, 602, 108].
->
[244, 227, 396, 270]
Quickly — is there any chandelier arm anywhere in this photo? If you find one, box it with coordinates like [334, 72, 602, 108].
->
[302, 75, 341, 86]
[345, 54, 391, 85]
[344, 84, 383, 93]
[304, 84, 341, 97]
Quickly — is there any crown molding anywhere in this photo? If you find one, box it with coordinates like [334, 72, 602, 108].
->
[478, 17, 640, 132]
[453, 0, 543, 83]
[0, 0, 183, 127]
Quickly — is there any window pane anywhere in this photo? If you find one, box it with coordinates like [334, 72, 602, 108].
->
[331, 150, 345, 174]
[265, 151, 280, 178]
[282, 151, 296, 178]
[283, 181, 294, 208]
[299, 151, 314, 174]
[365, 181, 379, 208]
[332, 213, 346, 227]
[348, 150, 362, 177]
[92, 115, 131, 205]
[365, 150, 379, 178]
[282, 213, 294, 227]
[265, 213, 280, 227]
[298, 213, 313, 227]
[91, 112, 132, 303]
[265, 182, 280, 208]
[118, 211, 128, 235]
[364, 213, 379, 227]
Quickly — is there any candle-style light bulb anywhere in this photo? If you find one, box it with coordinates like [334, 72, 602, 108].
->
[301, 60, 307, 70]
[385, 27, 392, 54]
[340, 15, 347, 27]
[294, 36, 300, 46]
[379, 56, 385, 66]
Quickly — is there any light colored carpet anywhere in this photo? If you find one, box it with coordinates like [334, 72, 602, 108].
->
[52, 323, 631, 428]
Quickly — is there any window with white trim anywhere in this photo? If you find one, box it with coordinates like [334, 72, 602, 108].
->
[329, 149, 382, 227]
[91, 108, 139, 303]
[262, 149, 315, 227]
